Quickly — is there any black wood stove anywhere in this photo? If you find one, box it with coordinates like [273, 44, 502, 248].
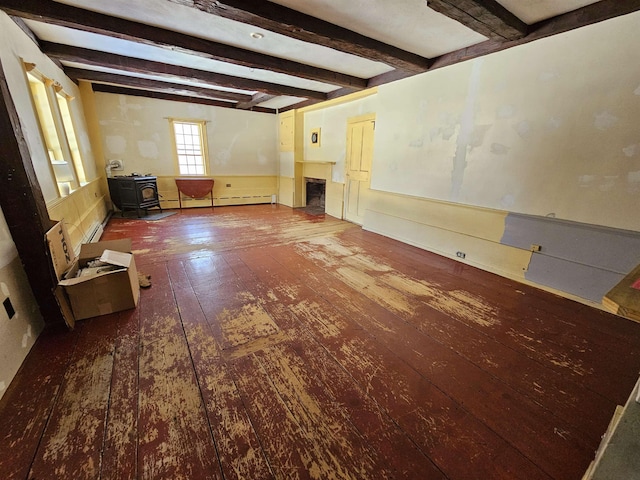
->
[107, 175, 162, 217]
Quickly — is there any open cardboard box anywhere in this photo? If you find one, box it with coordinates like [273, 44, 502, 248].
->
[46, 221, 140, 328]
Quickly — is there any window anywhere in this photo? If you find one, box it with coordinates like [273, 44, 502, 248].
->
[56, 90, 86, 185]
[171, 120, 208, 175]
[25, 63, 85, 196]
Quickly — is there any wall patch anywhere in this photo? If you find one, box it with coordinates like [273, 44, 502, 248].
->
[623, 144, 638, 157]
[594, 111, 619, 131]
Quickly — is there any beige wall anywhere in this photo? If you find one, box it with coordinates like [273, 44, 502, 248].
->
[303, 94, 379, 184]
[0, 208, 44, 400]
[0, 12, 108, 398]
[93, 93, 278, 178]
[372, 12, 640, 232]
[0, 13, 98, 203]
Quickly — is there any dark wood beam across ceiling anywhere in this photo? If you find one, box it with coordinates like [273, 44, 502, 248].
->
[430, 0, 640, 71]
[169, 0, 432, 73]
[427, 0, 528, 41]
[64, 67, 250, 103]
[91, 83, 275, 113]
[41, 42, 328, 101]
[236, 93, 277, 111]
[3, 0, 638, 110]
[0, 0, 365, 89]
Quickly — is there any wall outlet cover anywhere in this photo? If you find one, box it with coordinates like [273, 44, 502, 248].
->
[3, 297, 15, 319]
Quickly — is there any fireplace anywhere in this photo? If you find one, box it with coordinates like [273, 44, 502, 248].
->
[305, 178, 326, 212]
[108, 175, 162, 217]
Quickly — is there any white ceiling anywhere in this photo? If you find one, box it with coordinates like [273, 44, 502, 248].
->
[270, 0, 488, 57]
[495, 0, 602, 24]
[3, 0, 632, 112]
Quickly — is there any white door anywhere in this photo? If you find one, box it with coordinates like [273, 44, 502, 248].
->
[345, 115, 375, 225]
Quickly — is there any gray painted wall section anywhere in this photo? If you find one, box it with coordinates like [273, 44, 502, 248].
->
[526, 254, 623, 302]
[501, 213, 640, 302]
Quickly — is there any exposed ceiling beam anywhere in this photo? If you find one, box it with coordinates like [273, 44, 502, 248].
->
[236, 93, 276, 110]
[64, 67, 250, 103]
[10, 15, 39, 45]
[91, 83, 275, 113]
[528, 0, 640, 41]
[430, 0, 640, 70]
[427, 0, 528, 40]
[0, 0, 366, 89]
[42, 42, 329, 101]
[367, 69, 415, 88]
[280, 98, 319, 112]
[169, 0, 432, 73]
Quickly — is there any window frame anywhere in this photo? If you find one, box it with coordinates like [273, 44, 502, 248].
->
[55, 88, 87, 186]
[169, 119, 209, 176]
[24, 62, 85, 197]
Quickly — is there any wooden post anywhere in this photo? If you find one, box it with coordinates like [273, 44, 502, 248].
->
[0, 57, 64, 325]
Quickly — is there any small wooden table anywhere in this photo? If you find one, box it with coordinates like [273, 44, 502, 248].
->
[175, 178, 215, 209]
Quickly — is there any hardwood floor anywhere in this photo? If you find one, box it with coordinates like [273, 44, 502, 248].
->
[2, 204, 640, 479]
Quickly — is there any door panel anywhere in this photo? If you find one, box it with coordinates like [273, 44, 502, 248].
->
[345, 116, 375, 225]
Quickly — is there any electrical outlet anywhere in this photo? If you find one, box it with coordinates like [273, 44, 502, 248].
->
[530, 244, 542, 252]
[226, 183, 231, 187]
[456, 251, 466, 259]
[3, 297, 15, 319]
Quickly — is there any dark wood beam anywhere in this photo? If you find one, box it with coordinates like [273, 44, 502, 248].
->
[427, 0, 528, 40]
[325, 87, 360, 101]
[42, 42, 328, 101]
[169, 0, 432, 73]
[91, 83, 276, 113]
[10, 15, 39, 45]
[280, 98, 320, 112]
[367, 69, 415, 88]
[528, 0, 640, 42]
[64, 67, 250, 103]
[0, 0, 365, 88]
[236, 93, 276, 110]
[340, 1, 640, 95]
[430, 0, 640, 70]
[0, 57, 64, 326]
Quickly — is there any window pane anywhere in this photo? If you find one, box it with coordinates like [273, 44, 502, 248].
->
[57, 93, 86, 185]
[28, 73, 79, 195]
[173, 121, 206, 176]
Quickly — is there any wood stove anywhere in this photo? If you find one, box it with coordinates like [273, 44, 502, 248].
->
[108, 175, 162, 217]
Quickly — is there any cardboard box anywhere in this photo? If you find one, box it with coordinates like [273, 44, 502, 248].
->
[46, 221, 140, 328]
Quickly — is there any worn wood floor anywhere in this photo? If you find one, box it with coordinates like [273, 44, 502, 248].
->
[2, 204, 640, 480]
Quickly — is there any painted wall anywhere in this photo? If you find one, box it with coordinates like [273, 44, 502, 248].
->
[372, 13, 640, 233]
[0, 207, 44, 400]
[0, 12, 108, 397]
[0, 12, 98, 203]
[0, 11, 106, 246]
[296, 11, 640, 306]
[93, 93, 278, 178]
[304, 95, 379, 184]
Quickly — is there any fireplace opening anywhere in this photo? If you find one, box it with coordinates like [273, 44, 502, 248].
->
[305, 177, 326, 214]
